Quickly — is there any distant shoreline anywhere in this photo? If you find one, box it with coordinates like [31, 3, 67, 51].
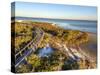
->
[12, 19, 97, 34]
[11, 16, 97, 22]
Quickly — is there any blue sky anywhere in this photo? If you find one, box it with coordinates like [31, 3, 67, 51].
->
[12, 2, 97, 21]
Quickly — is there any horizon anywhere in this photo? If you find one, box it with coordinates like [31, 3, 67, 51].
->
[11, 2, 97, 21]
[13, 16, 97, 21]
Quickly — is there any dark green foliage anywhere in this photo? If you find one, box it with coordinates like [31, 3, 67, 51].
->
[16, 64, 31, 73]
[35, 50, 66, 72]
[62, 58, 79, 70]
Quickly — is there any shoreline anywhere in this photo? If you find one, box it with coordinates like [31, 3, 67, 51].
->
[80, 32, 97, 62]
[13, 20, 97, 34]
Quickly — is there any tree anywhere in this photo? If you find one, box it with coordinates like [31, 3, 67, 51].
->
[27, 54, 41, 71]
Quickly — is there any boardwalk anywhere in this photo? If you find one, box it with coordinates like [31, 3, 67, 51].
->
[15, 28, 44, 68]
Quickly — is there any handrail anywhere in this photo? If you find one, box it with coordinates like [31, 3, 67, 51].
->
[15, 28, 44, 68]
[15, 28, 42, 57]
[15, 39, 34, 57]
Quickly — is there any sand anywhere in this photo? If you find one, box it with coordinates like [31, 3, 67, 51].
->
[80, 32, 97, 62]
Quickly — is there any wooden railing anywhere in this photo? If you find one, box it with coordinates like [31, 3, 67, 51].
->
[15, 28, 44, 68]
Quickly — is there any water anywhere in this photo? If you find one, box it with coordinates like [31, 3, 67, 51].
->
[38, 44, 53, 57]
[15, 17, 97, 33]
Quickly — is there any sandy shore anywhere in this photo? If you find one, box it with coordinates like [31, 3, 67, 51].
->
[80, 32, 97, 62]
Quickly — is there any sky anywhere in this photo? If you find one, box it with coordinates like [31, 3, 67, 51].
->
[12, 2, 97, 21]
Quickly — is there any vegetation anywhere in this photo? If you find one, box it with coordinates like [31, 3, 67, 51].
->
[15, 36, 32, 52]
[15, 22, 33, 36]
[35, 50, 66, 72]
[11, 22, 36, 53]
[62, 60, 79, 70]
[39, 33, 51, 48]
[27, 54, 41, 70]
[62, 30, 89, 45]
[11, 21, 95, 73]
[16, 63, 31, 73]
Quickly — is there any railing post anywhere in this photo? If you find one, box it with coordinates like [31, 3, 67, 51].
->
[19, 51, 22, 56]
[25, 57, 27, 61]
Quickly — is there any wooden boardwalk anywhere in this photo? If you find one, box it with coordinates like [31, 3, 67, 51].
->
[15, 28, 44, 68]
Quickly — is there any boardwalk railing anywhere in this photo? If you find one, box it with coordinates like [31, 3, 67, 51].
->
[15, 28, 44, 68]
